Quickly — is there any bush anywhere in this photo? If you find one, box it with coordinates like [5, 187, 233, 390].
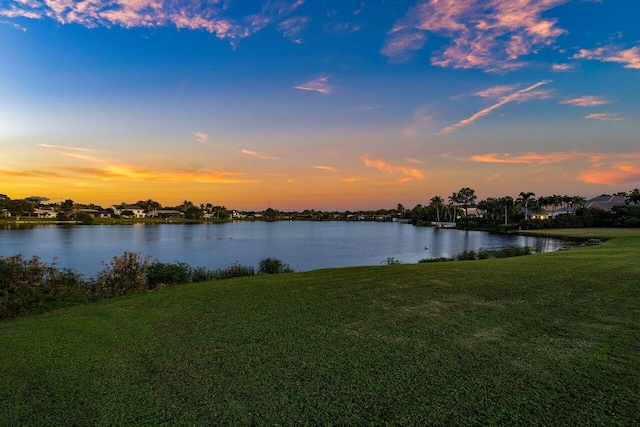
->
[258, 257, 294, 274]
[382, 257, 402, 265]
[146, 261, 193, 287]
[456, 250, 477, 261]
[0, 254, 88, 319]
[92, 252, 151, 298]
[211, 262, 256, 279]
[418, 257, 453, 263]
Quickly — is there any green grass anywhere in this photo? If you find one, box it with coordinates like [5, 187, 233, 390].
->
[1, 229, 639, 425]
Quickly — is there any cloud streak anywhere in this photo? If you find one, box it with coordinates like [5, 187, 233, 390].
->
[382, 0, 568, 72]
[444, 150, 640, 186]
[585, 113, 623, 121]
[561, 96, 609, 107]
[191, 131, 208, 142]
[363, 156, 424, 183]
[441, 80, 552, 134]
[294, 76, 332, 94]
[313, 165, 337, 171]
[241, 149, 280, 160]
[573, 45, 640, 69]
[0, 0, 307, 42]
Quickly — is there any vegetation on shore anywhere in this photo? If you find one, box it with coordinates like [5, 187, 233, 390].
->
[1, 229, 638, 425]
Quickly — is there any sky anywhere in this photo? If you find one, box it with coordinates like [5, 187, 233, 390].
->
[1, 0, 639, 211]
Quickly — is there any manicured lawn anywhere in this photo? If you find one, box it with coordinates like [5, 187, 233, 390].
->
[1, 229, 639, 425]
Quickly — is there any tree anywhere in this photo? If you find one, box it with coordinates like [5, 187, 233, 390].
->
[499, 196, 514, 226]
[626, 188, 640, 206]
[478, 198, 501, 222]
[6, 199, 34, 220]
[456, 187, 477, 217]
[448, 192, 462, 223]
[518, 192, 535, 220]
[185, 206, 204, 219]
[571, 196, 587, 212]
[397, 203, 405, 219]
[60, 199, 75, 215]
[430, 196, 444, 222]
[264, 208, 277, 221]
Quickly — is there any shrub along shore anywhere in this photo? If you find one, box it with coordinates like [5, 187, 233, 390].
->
[1, 228, 639, 425]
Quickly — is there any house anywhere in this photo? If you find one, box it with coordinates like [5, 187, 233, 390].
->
[31, 208, 58, 219]
[110, 204, 146, 218]
[75, 209, 110, 219]
[585, 195, 626, 211]
[147, 209, 184, 219]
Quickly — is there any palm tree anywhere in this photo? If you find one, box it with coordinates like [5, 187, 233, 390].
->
[518, 191, 535, 220]
[499, 196, 514, 225]
[571, 196, 587, 212]
[430, 196, 444, 223]
[626, 188, 640, 206]
[448, 192, 461, 223]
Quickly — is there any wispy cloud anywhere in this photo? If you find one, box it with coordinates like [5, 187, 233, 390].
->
[573, 45, 640, 69]
[241, 149, 280, 160]
[552, 63, 574, 71]
[38, 143, 102, 152]
[403, 106, 433, 136]
[343, 177, 365, 183]
[405, 157, 427, 165]
[585, 113, 623, 121]
[278, 16, 309, 43]
[474, 85, 519, 99]
[561, 96, 610, 107]
[59, 164, 255, 184]
[0, 0, 307, 42]
[445, 150, 640, 186]
[443, 151, 591, 165]
[36, 141, 256, 184]
[313, 165, 337, 171]
[191, 131, 208, 142]
[0, 169, 62, 178]
[363, 156, 424, 183]
[295, 76, 333, 94]
[441, 80, 552, 134]
[382, 0, 568, 72]
[0, 19, 27, 31]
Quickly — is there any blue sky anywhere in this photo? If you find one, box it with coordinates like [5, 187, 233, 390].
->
[1, 0, 639, 210]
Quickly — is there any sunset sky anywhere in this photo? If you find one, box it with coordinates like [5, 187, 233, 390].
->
[1, 0, 639, 210]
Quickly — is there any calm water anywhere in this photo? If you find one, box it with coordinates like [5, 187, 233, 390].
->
[0, 222, 563, 277]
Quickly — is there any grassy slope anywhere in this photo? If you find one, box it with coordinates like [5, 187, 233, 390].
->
[1, 229, 639, 425]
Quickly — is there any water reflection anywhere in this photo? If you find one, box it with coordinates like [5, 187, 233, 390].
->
[0, 222, 564, 277]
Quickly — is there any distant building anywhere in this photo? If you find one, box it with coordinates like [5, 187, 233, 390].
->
[584, 195, 626, 211]
[110, 204, 146, 218]
[147, 210, 184, 219]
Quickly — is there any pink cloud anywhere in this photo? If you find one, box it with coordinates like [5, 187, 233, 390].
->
[574, 45, 640, 69]
[278, 16, 308, 43]
[295, 76, 333, 94]
[441, 80, 552, 133]
[241, 149, 280, 160]
[313, 165, 337, 171]
[561, 96, 609, 107]
[0, 0, 306, 41]
[382, 0, 568, 72]
[584, 113, 623, 121]
[444, 150, 640, 186]
[552, 63, 574, 71]
[363, 156, 424, 183]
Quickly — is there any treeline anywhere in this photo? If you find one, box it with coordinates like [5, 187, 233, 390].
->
[408, 188, 640, 229]
[0, 253, 292, 320]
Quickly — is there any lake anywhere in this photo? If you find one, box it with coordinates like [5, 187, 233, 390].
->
[0, 222, 563, 277]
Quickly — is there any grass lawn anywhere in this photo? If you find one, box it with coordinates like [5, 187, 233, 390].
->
[1, 229, 639, 425]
